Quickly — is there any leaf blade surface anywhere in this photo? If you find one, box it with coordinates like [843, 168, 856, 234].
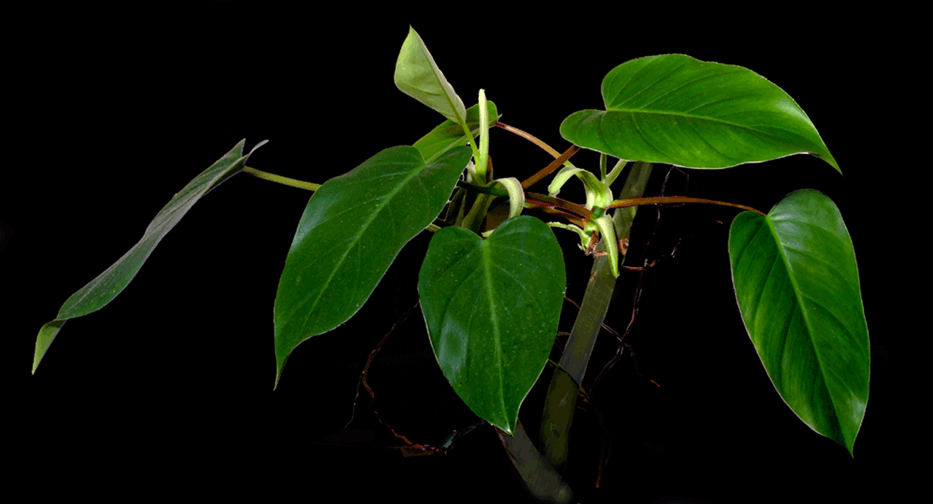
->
[33, 139, 265, 372]
[729, 189, 869, 455]
[418, 216, 566, 434]
[394, 26, 467, 125]
[273, 145, 472, 386]
[561, 54, 838, 171]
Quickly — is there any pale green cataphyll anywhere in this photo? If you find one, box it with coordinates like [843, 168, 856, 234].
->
[33, 26, 869, 502]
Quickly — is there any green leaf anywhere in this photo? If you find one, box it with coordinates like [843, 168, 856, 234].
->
[274, 145, 473, 387]
[561, 54, 839, 172]
[413, 101, 500, 164]
[418, 216, 566, 434]
[395, 26, 468, 125]
[729, 189, 869, 455]
[33, 139, 266, 373]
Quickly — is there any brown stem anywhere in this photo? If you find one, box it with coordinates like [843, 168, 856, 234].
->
[609, 195, 766, 216]
[456, 180, 592, 226]
[495, 122, 563, 158]
[525, 193, 593, 222]
[522, 144, 580, 189]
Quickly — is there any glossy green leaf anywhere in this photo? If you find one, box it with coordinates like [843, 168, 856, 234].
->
[729, 189, 869, 455]
[395, 26, 467, 125]
[274, 145, 473, 387]
[413, 101, 500, 163]
[33, 139, 266, 373]
[418, 216, 566, 435]
[561, 54, 839, 171]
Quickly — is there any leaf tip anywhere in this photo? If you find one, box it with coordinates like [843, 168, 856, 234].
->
[274, 356, 286, 391]
[33, 320, 64, 376]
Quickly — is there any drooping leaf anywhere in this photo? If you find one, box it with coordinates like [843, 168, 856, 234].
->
[729, 189, 869, 455]
[274, 145, 472, 387]
[413, 102, 500, 163]
[418, 216, 566, 435]
[561, 54, 839, 171]
[395, 26, 468, 125]
[33, 139, 267, 373]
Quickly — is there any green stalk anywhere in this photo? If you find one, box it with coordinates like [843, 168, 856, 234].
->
[457, 118, 482, 179]
[496, 422, 575, 504]
[539, 161, 653, 472]
[241, 166, 321, 191]
[476, 89, 490, 183]
[605, 158, 628, 187]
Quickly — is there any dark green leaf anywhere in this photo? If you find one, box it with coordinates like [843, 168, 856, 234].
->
[414, 101, 500, 163]
[561, 54, 839, 171]
[33, 139, 266, 373]
[274, 145, 472, 387]
[729, 189, 869, 455]
[418, 216, 566, 434]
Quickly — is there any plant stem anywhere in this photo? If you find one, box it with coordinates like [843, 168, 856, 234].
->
[495, 122, 566, 161]
[539, 161, 653, 473]
[457, 180, 509, 197]
[496, 421, 575, 504]
[458, 120, 483, 182]
[522, 144, 580, 190]
[461, 193, 491, 234]
[456, 181, 593, 225]
[610, 195, 766, 216]
[241, 166, 321, 192]
[605, 159, 627, 187]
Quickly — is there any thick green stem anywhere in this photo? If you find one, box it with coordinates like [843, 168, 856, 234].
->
[539, 161, 653, 473]
[496, 421, 575, 504]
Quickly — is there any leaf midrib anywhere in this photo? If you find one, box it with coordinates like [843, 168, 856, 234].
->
[604, 108, 791, 138]
[766, 214, 843, 435]
[481, 243, 508, 427]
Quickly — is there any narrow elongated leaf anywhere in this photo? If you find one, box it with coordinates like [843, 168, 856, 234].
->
[274, 145, 472, 387]
[33, 139, 266, 373]
[395, 26, 468, 125]
[413, 102, 500, 164]
[729, 189, 869, 455]
[561, 54, 839, 171]
[418, 216, 566, 435]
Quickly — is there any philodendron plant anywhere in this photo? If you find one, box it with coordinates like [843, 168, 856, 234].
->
[33, 26, 869, 502]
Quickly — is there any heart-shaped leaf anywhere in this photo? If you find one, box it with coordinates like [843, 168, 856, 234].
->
[418, 216, 566, 435]
[395, 26, 467, 125]
[561, 54, 839, 171]
[33, 139, 266, 373]
[413, 101, 500, 163]
[729, 189, 869, 455]
[274, 145, 472, 387]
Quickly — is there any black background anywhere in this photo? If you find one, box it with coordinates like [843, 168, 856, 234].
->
[6, 3, 912, 503]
